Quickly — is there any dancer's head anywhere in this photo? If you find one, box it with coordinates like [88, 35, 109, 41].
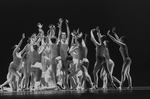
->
[33, 44, 39, 52]
[103, 40, 109, 47]
[66, 55, 73, 64]
[13, 45, 20, 51]
[61, 32, 67, 42]
[120, 36, 126, 43]
[49, 24, 56, 37]
[51, 36, 57, 44]
[76, 36, 82, 45]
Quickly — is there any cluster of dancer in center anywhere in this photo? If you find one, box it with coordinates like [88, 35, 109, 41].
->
[0, 18, 132, 91]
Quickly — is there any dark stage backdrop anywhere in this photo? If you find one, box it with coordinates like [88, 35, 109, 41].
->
[0, 0, 150, 87]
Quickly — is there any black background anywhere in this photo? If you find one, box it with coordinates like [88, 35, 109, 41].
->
[0, 0, 150, 87]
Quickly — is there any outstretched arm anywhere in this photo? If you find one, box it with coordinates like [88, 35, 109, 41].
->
[71, 33, 75, 46]
[13, 33, 25, 56]
[48, 34, 52, 45]
[82, 38, 86, 48]
[65, 19, 70, 44]
[84, 33, 88, 44]
[17, 33, 25, 48]
[69, 45, 78, 54]
[112, 27, 120, 41]
[38, 43, 47, 54]
[97, 31, 103, 45]
[107, 30, 125, 46]
[20, 44, 28, 55]
[90, 29, 100, 46]
[58, 18, 63, 41]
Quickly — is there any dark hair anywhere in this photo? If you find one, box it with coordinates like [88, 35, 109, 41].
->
[66, 55, 73, 62]
[33, 45, 39, 51]
[76, 37, 82, 45]
[104, 40, 109, 47]
[120, 36, 127, 43]
[51, 37, 57, 43]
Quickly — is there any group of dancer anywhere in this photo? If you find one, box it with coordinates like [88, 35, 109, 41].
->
[0, 18, 132, 92]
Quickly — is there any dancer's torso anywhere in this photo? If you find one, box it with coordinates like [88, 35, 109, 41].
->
[13, 52, 22, 67]
[119, 44, 130, 62]
[96, 44, 105, 60]
[59, 41, 69, 60]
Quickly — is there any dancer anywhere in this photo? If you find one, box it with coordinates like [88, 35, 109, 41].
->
[57, 18, 70, 89]
[48, 36, 59, 86]
[107, 28, 132, 89]
[79, 33, 94, 89]
[100, 40, 121, 89]
[31, 31, 47, 90]
[0, 59, 25, 91]
[67, 55, 77, 90]
[47, 24, 56, 38]
[69, 35, 86, 90]
[0, 33, 26, 91]
[90, 27, 117, 89]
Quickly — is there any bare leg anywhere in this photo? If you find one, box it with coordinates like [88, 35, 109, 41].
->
[126, 65, 132, 89]
[69, 73, 76, 89]
[82, 66, 94, 88]
[21, 61, 31, 90]
[0, 73, 14, 91]
[120, 59, 131, 89]
[93, 61, 101, 89]
[9, 67, 21, 91]
[102, 61, 117, 89]
[112, 76, 121, 85]
[103, 75, 107, 89]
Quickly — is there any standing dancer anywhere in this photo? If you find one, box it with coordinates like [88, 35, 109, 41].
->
[90, 27, 117, 89]
[107, 28, 132, 89]
[48, 36, 59, 87]
[69, 35, 86, 90]
[20, 36, 35, 90]
[0, 46, 26, 91]
[0, 33, 26, 91]
[100, 40, 121, 89]
[57, 18, 70, 89]
[79, 33, 94, 89]
[31, 43, 46, 90]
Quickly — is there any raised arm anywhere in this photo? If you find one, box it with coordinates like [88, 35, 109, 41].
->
[20, 44, 28, 55]
[69, 45, 78, 54]
[58, 18, 63, 41]
[71, 32, 75, 46]
[107, 30, 125, 46]
[47, 33, 53, 45]
[90, 29, 100, 46]
[84, 33, 88, 44]
[18, 33, 25, 48]
[13, 33, 25, 57]
[82, 39, 86, 47]
[65, 19, 70, 43]
[38, 43, 47, 54]
[96, 26, 105, 45]
[112, 27, 120, 41]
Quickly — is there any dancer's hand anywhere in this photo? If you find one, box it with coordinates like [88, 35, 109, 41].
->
[85, 33, 88, 38]
[59, 18, 63, 23]
[58, 18, 63, 28]
[65, 19, 69, 24]
[22, 33, 25, 39]
[91, 28, 95, 32]
[112, 27, 116, 33]
[37, 23, 43, 28]
[107, 30, 110, 35]
[96, 26, 99, 31]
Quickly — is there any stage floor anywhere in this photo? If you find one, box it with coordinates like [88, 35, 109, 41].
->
[0, 87, 150, 99]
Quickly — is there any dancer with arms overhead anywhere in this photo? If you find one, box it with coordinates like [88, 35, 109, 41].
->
[107, 27, 132, 89]
[91, 27, 117, 89]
